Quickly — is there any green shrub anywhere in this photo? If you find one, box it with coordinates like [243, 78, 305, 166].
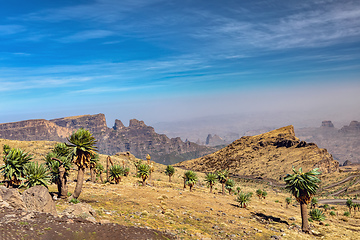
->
[70, 198, 80, 204]
[344, 211, 350, 217]
[309, 209, 326, 221]
[329, 211, 336, 216]
[236, 192, 252, 208]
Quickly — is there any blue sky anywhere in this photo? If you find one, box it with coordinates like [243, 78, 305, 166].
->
[1, 0, 360, 128]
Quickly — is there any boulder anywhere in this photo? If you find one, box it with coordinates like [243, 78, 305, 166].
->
[0, 186, 27, 210]
[61, 202, 97, 223]
[22, 185, 57, 215]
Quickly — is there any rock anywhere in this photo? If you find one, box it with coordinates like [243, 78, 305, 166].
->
[321, 121, 334, 128]
[342, 160, 352, 166]
[270, 235, 280, 239]
[289, 217, 296, 221]
[22, 185, 57, 215]
[99, 219, 111, 224]
[0, 186, 27, 210]
[61, 202, 97, 222]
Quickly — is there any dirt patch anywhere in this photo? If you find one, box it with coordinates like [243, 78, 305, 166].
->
[0, 207, 174, 240]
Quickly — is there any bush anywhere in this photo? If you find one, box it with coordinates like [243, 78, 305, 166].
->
[70, 198, 80, 204]
[329, 211, 336, 216]
[236, 192, 252, 208]
[344, 211, 351, 217]
[22, 162, 51, 188]
[309, 209, 326, 221]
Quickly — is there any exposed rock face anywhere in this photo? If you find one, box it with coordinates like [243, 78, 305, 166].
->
[0, 114, 215, 165]
[321, 121, 334, 128]
[0, 187, 27, 210]
[205, 134, 225, 146]
[0, 119, 73, 141]
[61, 202, 97, 223]
[342, 160, 352, 166]
[50, 114, 108, 133]
[22, 186, 57, 215]
[175, 126, 339, 182]
[296, 120, 360, 164]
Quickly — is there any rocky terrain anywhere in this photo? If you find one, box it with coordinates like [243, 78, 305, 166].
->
[0, 114, 215, 165]
[175, 126, 339, 182]
[296, 120, 360, 164]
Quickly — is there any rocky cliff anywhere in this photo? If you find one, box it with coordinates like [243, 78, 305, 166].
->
[175, 126, 339, 182]
[296, 120, 360, 164]
[0, 119, 73, 142]
[0, 114, 215, 165]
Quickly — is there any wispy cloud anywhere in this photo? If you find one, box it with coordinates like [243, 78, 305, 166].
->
[0, 25, 24, 35]
[60, 30, 115, 42]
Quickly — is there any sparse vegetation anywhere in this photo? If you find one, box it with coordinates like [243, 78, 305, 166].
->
[22, 162, 51, 188]
[204, 172, 217, 193]
[236, 192, 252, 208]
[137, 163, 150, 186]
[309, 208, 326, 221]
[216, 169, 229, 195]
[225, 178, 234, 195]
[285, 197, 292, 208]
[109, 165, 124, 184]
[184, 170, 197, 192]
[164, 165, 175, 182]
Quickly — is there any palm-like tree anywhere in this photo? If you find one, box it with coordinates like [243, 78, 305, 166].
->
[22, 162, 51, 188]
[261, 190, 268, 199]
[225, 179, 235, 195]
[109, 165, 124, 184]
[45, 147, 73, 199]
[165, 165, 175, 182]
[346, 199, 353, 214]
[66, 128, 97, 199]
[1, 148, 33, 187]
[184, 170, 197, 192]
[95, 162, 104, 183]
[284, 167, 321, 234]
[236, 192, 252, 208]
[137, 163, 150, 186]
[256, 189, 263, 199]
[217, 169, 229, 195]
[204, 172, 217, 193]
[285, 197, 292, 208]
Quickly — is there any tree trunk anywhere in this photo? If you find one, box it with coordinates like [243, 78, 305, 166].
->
[300, 203, 311, 233]
[99, 173, 103, 183]
[169, 175, 172, 182]
[222, 182, 225, 195]
[142, 177, 146, 186]
[58, 165, 68, 199]
[189, 184, 193, 192]
[73, 167, 85, 199]
[210, 185, 213, 193]
[106, 157, 109, 182]
[90, 168, 96, 183]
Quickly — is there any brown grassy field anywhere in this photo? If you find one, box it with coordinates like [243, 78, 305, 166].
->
[1, 138, 360, 239]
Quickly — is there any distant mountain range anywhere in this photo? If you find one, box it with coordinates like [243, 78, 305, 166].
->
[0, 114, 216, 165]
[296, 120, 360, 165]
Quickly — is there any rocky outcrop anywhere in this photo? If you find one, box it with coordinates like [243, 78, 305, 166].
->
[205, 134, 225, 146]
[50, 114, 108, 133]
[296, 120, 360, 164]
[0, 187, 27, 210]
[61, 202, 97, 223]
[0, 114, 215, 165]
[175, 126, 339, 182]
[0, 119, 72, 141]
[321, 121, 334, 128]
[22, 186, 57, 215]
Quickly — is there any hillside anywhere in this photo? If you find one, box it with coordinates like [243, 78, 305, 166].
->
[0, 114, 216, 164]
[0, 138, 359, 239]
[175, 126, 339, 182]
